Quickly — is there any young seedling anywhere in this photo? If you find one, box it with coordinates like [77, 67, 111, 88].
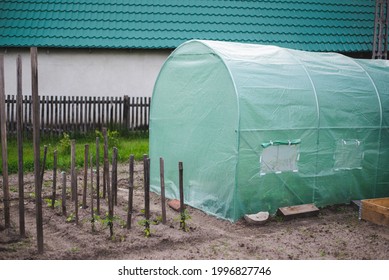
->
[138, 218, 151, 238]
[66, 212, 75, 223]
[177, 209, 191, 232]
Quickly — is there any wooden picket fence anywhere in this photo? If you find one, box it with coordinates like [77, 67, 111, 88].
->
[4, 95, 150, 135]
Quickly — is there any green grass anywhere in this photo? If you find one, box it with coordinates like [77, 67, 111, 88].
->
[0, 131, 148, 174]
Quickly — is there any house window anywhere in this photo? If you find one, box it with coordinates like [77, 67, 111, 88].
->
[333, 139, 363, 171]
[260, 139, 300, 176]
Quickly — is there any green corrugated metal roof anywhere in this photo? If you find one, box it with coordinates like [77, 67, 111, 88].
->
[0, 0, 376, 52]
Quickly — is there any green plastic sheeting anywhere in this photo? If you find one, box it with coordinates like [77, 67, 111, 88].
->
[149, 40, 389, 222]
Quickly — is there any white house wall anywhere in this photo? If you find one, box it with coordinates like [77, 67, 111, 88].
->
[1, 48, 171, 97]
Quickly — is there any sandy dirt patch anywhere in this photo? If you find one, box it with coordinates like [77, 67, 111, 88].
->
[1, 162, 389, 260]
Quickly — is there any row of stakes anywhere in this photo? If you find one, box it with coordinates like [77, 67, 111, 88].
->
[40, 135, 187, 243]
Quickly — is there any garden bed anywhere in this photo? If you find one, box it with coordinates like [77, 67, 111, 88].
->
[1, 162, 389, 260]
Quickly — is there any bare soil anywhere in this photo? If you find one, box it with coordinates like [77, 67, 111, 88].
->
[1, 162, 388, 260]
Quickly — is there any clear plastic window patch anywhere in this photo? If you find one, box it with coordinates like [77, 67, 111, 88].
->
[333, 139, 364, 171]
[259, 139, 300, 176]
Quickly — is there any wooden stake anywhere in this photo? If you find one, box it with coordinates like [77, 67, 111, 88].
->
[0, 55, 10, 229]
[179, 161, 185, 229]
[160, 157, 167, 224]
[61, 171, 67, 216]
[112, 147, 118, 206]
[102, 128, 108, 199]
[31, 47, 43, 253]
[51, 150, 57, 209]
[16, 54, 25, 237]
[144, 155, 150, 222]
[127, 155, 134, 229]
[71, 139, 76, 202]
[90, 155, 95, 232]
[82, 144, 89, 209]
[70, 139, 78, 224]
[143, 155, 150, 236]
[40, 145, 48, 188]
[75, 176, 79, 225]
[95, 137, 100, 215]
[105, 155, 113, 237]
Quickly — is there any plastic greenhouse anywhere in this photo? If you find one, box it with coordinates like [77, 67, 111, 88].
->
[149, 40, 389, 222]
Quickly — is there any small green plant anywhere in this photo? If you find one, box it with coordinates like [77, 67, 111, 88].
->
[138, 219, 151, 238]
[175, 209, 191, 232]
[66, 212, 75, 223]
[58, 132, 71, 154]
[94, 212, 117, 239]
[44, 198, 61, 208]
[69, 247, 80, 253]
[152, 215, 163, 225]
[95, 129, 119, 148]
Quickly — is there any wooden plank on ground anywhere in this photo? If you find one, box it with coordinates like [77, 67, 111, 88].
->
[361, 197, 389, 227]
[277, 203, 319, 220]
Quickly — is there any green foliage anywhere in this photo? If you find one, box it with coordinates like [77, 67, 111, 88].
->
[94, 212, 118, 227]
[152, 215, 163, 225]
[1, 132, 148, 175]
[175, 209, 191, 232]
[95, 129, 119, 148]
[66, 212, 75, 223]
[58, 133, 71, 155]
[137, 219, 151, 238]
[44, 198, 61, 208]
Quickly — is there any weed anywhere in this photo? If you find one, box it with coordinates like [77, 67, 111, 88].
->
[10, 186, 18, 193]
